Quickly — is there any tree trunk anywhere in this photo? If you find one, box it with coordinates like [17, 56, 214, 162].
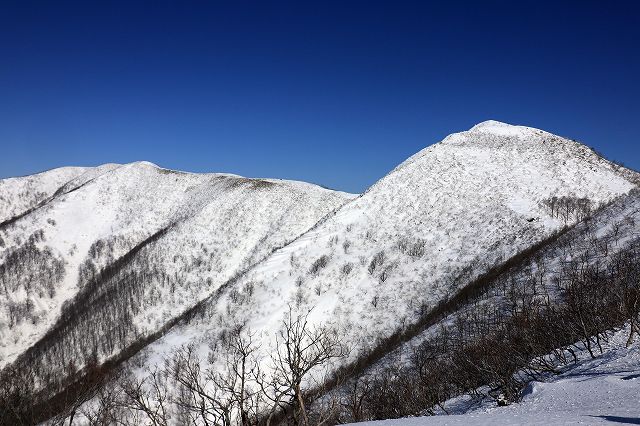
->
[627, 316, 638, 347]
[296, 384, 309, 426]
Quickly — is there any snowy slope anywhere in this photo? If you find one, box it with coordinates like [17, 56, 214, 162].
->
[349, 325, 640, 426]
[0, 166, 89, 223]
[313, 187, 640, 426]
[0, 162, 353, 369]
[371, 186, 640, 371]
[137, 121, 639, 384]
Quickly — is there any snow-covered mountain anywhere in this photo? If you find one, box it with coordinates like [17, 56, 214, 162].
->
[1, 120, 639, 425]
[0, 162, 353, 369]
[132, 120, 638, 385]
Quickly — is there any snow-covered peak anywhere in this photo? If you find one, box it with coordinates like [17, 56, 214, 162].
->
[130, 160, 159, 168]
[452, 120, 545, 142]
[468, 119, 528, 134]
[389, 120, 638, 189]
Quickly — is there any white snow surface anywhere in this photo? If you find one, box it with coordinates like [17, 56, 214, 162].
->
[367, 186, 640, 373]
[0, 162, 354, 367]
[349, 326, 640, 425]
[136, 121, 638, 383]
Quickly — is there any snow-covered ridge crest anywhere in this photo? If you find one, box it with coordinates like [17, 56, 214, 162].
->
[469, 119, 536, 136]
[378, 120, 637, 192]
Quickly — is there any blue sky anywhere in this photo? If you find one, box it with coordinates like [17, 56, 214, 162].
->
[1, 1, 638, 193]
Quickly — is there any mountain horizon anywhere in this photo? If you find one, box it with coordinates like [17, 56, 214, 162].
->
[5, 120, 636, 198]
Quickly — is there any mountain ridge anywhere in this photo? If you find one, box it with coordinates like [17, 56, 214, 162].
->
[0, 120, 638, 425]
[115, 120, 638, 399]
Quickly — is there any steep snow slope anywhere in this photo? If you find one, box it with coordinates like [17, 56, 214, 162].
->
[0, 163, 353, 369]
[349, 325, 640, 426]
[372, 187, 640, 370]
[0, 166, 89, 223]
[138, 121, 638, 383]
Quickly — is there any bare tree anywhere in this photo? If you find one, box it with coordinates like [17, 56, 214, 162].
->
[340, 376, 373, 423]
[119, 367, 170, 426]
[168, 327, 262, 426]
[213, 328, 260, 426]
[266, 306, 346, 426]
[169, 345, 234, 426]
[81, 378, 125, 426]
[0, 365, 36, 426]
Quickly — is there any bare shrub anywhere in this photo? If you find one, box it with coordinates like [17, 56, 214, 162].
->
[367, 251, 385, 275]
[309, 255, 330, 275]
[341, 263, 353, 276]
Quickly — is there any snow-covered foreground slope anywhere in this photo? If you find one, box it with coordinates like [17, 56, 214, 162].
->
[139, 121, 638, 381]
[350, 326, 640, 426]
[0, 163, 353, 369]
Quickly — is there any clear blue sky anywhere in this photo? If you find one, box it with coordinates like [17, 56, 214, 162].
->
[1, 1, 638, 193]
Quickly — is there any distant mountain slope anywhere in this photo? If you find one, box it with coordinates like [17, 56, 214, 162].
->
[0, 166, 89, 224]
[138, 121, 638, 386]
[0, 162, 353, 370]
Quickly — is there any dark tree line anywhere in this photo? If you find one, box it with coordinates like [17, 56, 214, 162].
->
[0, 226, 176, 421]
[541, 195, 594, 224]
[1, 229, 65, 327]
